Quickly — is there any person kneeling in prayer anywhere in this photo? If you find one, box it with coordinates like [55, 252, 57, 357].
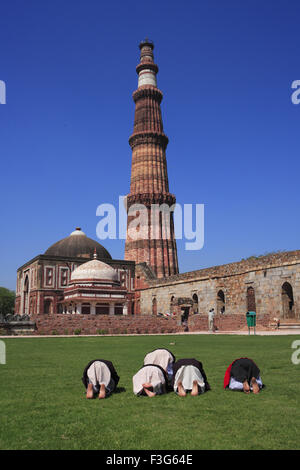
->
[82, 359, 119, 399]
[133, 364, 167, 397]
[223, 357, 263, 394]
[143, 348, 176, 388]
[172, 358, 211, 397]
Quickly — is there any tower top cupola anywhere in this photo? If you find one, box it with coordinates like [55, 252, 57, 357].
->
[136, 38, 158, 88]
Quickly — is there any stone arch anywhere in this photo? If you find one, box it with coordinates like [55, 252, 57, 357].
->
[192, 293, 199, 314]
[82, 303, 91, 315]
[134, 298, 140, 315]
[247, 286, 256, 312]
[152, 297, 157, 316]
[95, 303, 109, 315]
[281, 282, 295, 319]
[170, 296, 175, 314]
[44, 298, 53, 314]
[114, 304, 123, 316]
[217, 290, 225, 314]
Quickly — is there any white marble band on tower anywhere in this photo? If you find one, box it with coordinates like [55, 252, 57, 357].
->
[137, 39, 158, 88]
[138, 69, 157, 87]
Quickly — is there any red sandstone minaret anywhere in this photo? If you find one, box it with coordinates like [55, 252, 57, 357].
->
[125, 39, 179, 278]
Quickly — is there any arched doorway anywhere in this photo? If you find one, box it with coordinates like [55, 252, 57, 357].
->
[29, 297, 34, 315]
[192, 294, 199, 314]
[247, 286, 256, 312]
[95, 303, 109, 315]
[114, 304, 123, 315]
[44, 299, 53, 314]
[217, 290, 225, 314]
[152, 298, 157, 316]
[170, 296, 175, 315]
[282, 282, 295, 319]
[82, 303, 91, 315]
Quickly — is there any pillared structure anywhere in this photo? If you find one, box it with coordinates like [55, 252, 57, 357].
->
[124, 39, 179, 279]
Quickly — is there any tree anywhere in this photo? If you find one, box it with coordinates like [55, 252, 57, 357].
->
[0, 287, 15, 316]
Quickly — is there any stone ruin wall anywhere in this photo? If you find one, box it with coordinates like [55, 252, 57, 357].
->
[137, 251, 300, 329]
[7, 251, 300, 335]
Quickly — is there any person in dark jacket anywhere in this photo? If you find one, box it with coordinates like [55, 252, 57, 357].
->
[82, 359, 120, 399]
[223, 357, 263, 394]
[172, 358, 210, 397]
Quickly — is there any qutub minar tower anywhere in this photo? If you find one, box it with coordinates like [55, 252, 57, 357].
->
[14, 39, 300, 328]
[125, 39, 179, 278]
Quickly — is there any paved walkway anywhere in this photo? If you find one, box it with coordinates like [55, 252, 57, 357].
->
[1, 329, 300, 338]
[215, 329, 300, 336]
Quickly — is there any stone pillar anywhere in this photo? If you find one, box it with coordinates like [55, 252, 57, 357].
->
[91, 304, 96, 315]
[109, 303, 115, 316]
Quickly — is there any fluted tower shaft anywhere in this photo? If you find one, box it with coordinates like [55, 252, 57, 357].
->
[125, 40, 179, 278]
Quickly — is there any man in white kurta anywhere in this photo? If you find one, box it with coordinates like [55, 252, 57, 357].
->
[86, 361, 115, 399]
[133, 365, 167, 397]
[143, 348, 175, 386]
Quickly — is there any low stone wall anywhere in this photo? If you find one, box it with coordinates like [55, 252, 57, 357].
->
[32, 314, 182, 336]
[28, 312, 272, 336]
[188, 313, 271, 332]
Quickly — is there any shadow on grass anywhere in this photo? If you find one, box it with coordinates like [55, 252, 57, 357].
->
[114, 387, 126, 394]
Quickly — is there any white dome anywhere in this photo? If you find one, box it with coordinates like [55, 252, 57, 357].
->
[71, 258, 118, 282]
[69, 227, 86, 236]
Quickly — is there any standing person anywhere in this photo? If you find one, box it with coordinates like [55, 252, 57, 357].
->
[208, 308, 215, 332]
[172, 359, 211, 397]
[82, 359, 119, 399]
[223, 358, 263, 394]
[133, 364, 167, 397]
[143, 348, 176, 386]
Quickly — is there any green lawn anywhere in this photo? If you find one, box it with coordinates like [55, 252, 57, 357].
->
[0, 334, 299, 450]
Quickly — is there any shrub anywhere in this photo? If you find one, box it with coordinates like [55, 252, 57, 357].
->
[74, 328, 81, 335]
[97, 329, 108, 335]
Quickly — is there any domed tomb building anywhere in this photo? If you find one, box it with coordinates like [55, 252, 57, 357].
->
[61, 251, 128, 315]
[15, 228, 135, 315]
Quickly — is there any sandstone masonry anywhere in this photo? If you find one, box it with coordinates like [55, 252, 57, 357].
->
[135, 251, 300, 327]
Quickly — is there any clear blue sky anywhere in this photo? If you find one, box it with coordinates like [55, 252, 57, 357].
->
[1, 0, 299, 290]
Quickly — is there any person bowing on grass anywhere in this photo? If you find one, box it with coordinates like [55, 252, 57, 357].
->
[82, 359, 120, 399]
[223, 358, 263, 394]
[132, 364, 167, 397]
